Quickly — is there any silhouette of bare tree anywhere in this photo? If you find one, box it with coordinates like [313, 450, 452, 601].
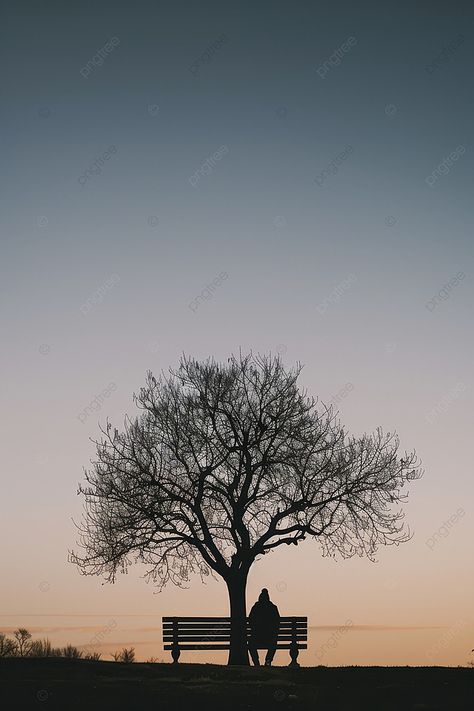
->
[71, 353, 421, 665]
[13, 628, 32, 657]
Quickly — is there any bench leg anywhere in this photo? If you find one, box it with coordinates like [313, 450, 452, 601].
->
[171, 645, 181, 664]
[289, 643, 300, 667]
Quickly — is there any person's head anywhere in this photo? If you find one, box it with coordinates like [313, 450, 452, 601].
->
[258, 588, 270, 602]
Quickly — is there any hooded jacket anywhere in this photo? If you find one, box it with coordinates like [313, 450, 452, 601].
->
[249, 590, 280, 644]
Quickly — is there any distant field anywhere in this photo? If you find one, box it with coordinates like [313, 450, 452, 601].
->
[0, 658, 473, 710]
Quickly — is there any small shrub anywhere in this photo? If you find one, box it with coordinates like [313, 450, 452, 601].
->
[112, 648, 135, 663]
[0, 634, 17, 657]
[84, 652, 101, 661]
[29, 639, 53, 657]
[121, 648, 135, 663]
[13, 628, 32, 657]
[62, 645, 83, 659]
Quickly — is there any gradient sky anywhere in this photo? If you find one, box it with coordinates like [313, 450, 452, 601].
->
[1, 1, 473, 666]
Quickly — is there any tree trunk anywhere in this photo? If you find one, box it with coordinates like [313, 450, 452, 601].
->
[226, 572, 250, 665]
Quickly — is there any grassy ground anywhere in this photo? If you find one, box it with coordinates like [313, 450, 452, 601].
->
[0, 658, 473, 710]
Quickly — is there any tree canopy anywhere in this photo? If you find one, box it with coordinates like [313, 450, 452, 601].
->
[71, 353, 421, 664]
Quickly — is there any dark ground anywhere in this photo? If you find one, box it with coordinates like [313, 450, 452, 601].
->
[0, 658, 472, 711]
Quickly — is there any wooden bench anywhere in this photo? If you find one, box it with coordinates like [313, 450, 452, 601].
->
[162, 616, 307, 666]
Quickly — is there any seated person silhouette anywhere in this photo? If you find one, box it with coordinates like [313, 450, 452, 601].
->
[248, 588, 280, 666]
